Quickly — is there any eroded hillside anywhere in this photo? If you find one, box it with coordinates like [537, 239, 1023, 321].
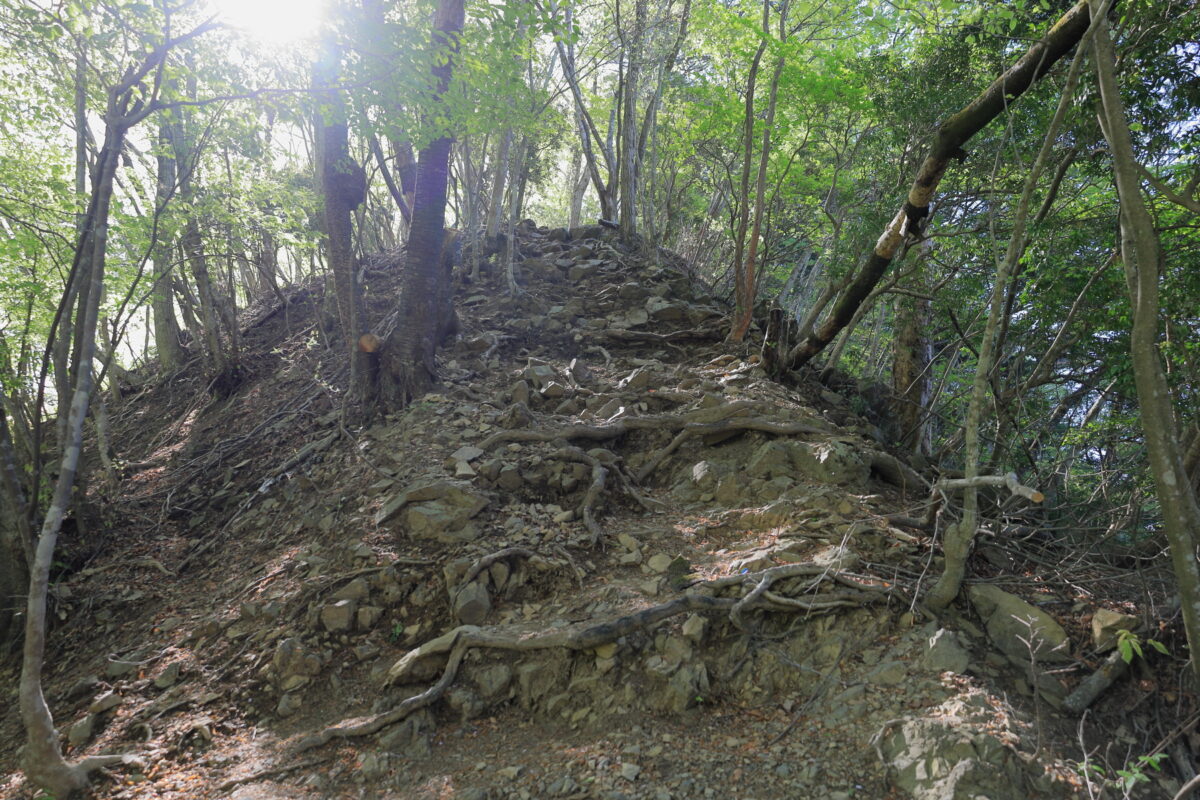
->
[0, 223, 1179, 799]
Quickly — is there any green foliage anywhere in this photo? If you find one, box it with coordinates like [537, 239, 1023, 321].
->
[1115, 629, 1170, 664]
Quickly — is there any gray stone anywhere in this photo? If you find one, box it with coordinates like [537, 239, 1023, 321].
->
[473, 663, 513, 700]
[646, 554, 673, 574]
[276, 692, 303, 717]
[681, 614, 707, 643]
[619, 368, 653, 390]
[321, 599, 357, 633]
[332, 577, 370, 601]
[1092, 608, 1138, 652]
[879, 717, 1026, 800]
[357, 605, 384, 629]
[968, 584, 1071, 663]
[272, 637, 322, 692]
[88, 691, 123, 714]
[68, 714, 96, 746]
[452, 445, 485, 463]
[868, 660, 908, 686]
[154, 662, 182, 689]
[454, 581, 492, 625]
[105, 658, 139, 678]
[922, 629, 970, 674]
[620, 762, 642, 781]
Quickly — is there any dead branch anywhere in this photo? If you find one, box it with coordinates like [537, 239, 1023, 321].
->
[933, 472, 1045, 504]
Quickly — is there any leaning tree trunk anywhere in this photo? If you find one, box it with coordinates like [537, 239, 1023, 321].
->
[1091, 0, 1200, 683]
[377, 0, 465, 407]
[21, 122, 129, 800]
[788, 0, 1094, 370]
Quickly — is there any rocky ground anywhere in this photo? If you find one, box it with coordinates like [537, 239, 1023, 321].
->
[0, 222, 1189, 799]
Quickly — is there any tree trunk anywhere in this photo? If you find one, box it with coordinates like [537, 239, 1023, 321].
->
[315, 35, 371, 399]
[0, 406, 32, 648]
[618, 0, 646, 243]
[486, 128, 513, 239]
[377, 0, 465, 407]
[21, 123, 124, 800]
[925, 6, 1093, 611]
[892, 261, 932, 454]
[152, 116, 185, 370]
[1091, 0, 1200, 683]
[787, 0, 1093, 370]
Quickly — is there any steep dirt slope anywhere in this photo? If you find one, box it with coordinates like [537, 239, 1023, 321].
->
[0, 223, 1178, 799]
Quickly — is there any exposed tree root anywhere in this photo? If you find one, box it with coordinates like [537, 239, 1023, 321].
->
[217, 756, 333, 792]
[455, 547, 536, 590]
[636, 417, 827, 481]
[296, 563, 895, 754]
[585, 325, 723, 345]
[478, 415, 684, 450]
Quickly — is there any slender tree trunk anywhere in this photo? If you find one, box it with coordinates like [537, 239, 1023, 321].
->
[926, 8, 1093, 610]
[487, 129, 513, 239]
[21, 124, 126, 800]
[732, 32, 785, 342]
[731, 23, 767, 342]
[378, 0, 465, 407]
[1091, 0, 1200, 682]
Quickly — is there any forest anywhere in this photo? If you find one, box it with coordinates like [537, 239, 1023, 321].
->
[2, 0, 1200, 797]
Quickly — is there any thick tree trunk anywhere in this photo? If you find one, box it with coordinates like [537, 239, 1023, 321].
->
[1092, 1, 1200, 683]
[617, 0, 646, 243]
[152, 118, 185, 370]
[787, 0, 1093, 370]
[315, 36, 370, 399]
[378, 0, 465, 407]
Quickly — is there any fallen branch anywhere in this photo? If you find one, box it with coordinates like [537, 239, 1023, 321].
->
[1063, 649, 1128, 714]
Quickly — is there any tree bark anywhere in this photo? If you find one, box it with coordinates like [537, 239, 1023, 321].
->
[378, 0, 465, 407]
[152, 115, 185, 370]
[1091, 0, 1200, 683]
[787, 0, 1093, 370]
[315, 34, 370, 399]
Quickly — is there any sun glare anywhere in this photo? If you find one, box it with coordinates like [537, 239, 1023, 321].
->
[211, 0, 327, 45]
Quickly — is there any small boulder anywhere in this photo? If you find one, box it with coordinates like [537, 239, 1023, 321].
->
[921, 628, 970, 674]
[968, 584, 1070, 663]
[1092, 608, 1138, 652]
[453, 581, 492, 625]
[321, 599, 357, 633]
